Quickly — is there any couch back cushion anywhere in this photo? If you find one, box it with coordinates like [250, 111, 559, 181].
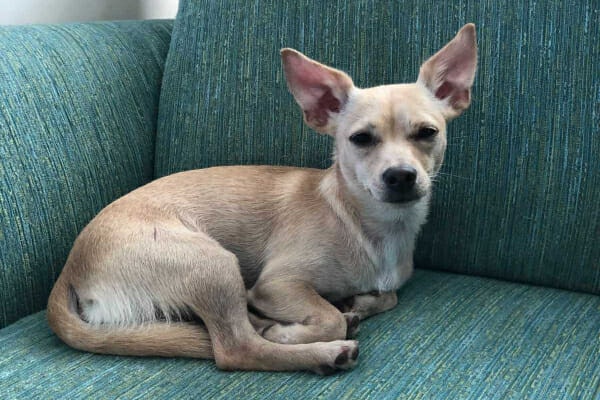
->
[0, 20, 172, 328]
[157, 1, 599, 294]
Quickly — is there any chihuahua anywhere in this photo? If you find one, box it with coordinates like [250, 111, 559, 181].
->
[48, 24, 477, 374]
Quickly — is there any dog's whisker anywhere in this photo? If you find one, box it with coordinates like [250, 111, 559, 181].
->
[430, 172, 470, 181]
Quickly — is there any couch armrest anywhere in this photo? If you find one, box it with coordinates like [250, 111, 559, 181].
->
[0, 20, 173, 328]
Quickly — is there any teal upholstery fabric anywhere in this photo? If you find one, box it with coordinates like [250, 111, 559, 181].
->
[0, 20, 173, 328]
[1, 270, 598, 399]
[156, 1, 600, 294]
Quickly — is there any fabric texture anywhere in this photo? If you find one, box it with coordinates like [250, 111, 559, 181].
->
[1, 270, 598, 399]
[0, 20, 173, 328]
[156, 0, 600, 294]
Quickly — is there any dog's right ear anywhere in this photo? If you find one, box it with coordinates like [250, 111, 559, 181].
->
[281, 49, 354, 135]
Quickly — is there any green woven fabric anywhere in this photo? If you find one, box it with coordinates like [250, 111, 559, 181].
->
[0, 20, 173, 329]
[156, 0, 600, 294]
[1, 270, 598, 399]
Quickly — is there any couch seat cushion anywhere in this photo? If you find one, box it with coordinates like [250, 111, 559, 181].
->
[1, 270, 598, 399]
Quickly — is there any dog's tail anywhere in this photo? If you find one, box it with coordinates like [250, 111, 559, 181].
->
[47, 274, 213, 358]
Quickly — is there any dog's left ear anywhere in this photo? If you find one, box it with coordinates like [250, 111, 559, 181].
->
[281, 48, 354, 135]
[418, 23, 478, 119]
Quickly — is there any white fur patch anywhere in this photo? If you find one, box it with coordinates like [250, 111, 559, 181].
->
[373, 234, 415, 292]
[78, 284, 186, 327]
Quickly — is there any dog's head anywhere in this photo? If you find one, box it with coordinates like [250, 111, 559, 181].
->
[282, 24, 477, 206]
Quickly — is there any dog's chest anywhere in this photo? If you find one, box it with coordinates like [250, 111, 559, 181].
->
[374, 239, 402, 290]
[366, 235, 413, 292]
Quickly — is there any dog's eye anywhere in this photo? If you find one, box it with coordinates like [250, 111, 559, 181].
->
[415, 127, 439, 140]
[349, 132, 376, 146]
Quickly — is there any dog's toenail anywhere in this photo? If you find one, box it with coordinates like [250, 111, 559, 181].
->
[351, 347, 359, 360]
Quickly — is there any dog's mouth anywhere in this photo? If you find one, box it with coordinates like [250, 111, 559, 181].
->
[367, 187, 425, 205]
[381, 191, 424, 204]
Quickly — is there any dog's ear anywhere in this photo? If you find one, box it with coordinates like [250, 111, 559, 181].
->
[281, 49, 354, 135]
[418, 23, 478, 119]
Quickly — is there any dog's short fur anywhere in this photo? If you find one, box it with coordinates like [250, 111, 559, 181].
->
[47, 24, 477, 374]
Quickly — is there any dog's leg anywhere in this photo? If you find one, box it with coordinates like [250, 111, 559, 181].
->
[154, 230, 358, 374]
[247, 279, 351, 344]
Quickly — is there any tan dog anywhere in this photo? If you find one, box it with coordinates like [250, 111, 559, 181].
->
[47, 24, 477, 375]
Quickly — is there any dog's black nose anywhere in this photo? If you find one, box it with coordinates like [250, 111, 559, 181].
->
[382, 166, 417, 193]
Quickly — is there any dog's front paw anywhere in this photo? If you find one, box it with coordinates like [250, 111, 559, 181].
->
[313, 340, 359, 375]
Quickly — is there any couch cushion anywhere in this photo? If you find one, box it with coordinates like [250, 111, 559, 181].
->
[0, 20, 173, 328]
[156, 0, 600, 294]
[2, 270, 598, 399]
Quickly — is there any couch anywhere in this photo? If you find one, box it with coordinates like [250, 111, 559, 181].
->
[1, 1, 598, 398]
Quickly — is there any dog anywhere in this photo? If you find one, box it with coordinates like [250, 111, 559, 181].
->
[47, 23, 477, 375]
